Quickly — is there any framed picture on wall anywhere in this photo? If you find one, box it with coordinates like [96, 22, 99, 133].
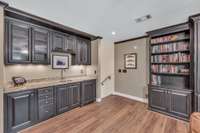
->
[52, 54, 69, 69]
[124, 53, 137, 69]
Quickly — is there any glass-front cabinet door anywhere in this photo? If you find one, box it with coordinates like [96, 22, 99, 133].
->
[64, 35, 76, 53]
[6, 19, 31, 64]
[52, 32, 65, 51]
[32, 27, 50, 64]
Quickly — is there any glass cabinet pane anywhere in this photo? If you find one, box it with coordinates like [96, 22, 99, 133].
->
[64, 35, 76, 52]
[10, 23, 30, 62]
[32, 28, 49, 63]
[52, 33, 64, 51]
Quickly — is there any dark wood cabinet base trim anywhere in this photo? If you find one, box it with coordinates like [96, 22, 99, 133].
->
[148, 107, 189, 121]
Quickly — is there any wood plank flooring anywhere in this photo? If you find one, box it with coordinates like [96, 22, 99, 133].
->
[21, 95, 189, 133]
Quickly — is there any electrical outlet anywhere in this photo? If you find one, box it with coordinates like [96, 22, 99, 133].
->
[80, 69, 84, 74]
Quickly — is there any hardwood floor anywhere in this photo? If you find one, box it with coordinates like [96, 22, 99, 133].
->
[21, 95, 189, 133]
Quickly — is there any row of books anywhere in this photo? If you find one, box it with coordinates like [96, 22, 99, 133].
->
[151, 41, 189, 53]
[151, 32, 189, 44]
[151, 65, 189, 74]
[151, 53, 190, 63]
[152, 75, 161, 85]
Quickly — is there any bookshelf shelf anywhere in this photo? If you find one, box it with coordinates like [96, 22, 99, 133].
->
[150, 84, 192, 92]
[152, 72, 190, 76]
[151, 50, 190, 55]
[151, 62, 190, 65]
[151, 38, 190, 46]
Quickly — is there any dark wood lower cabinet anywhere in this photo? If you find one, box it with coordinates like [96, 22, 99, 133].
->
[5, 90, 37, 133]
[168, 90, 192, 118]
[81, 80, 96, 106]
[70, 83, 81, 109]
[149, 86, 192, 120]
[4, 80, 96, 133]
[149, 87, 168, 111]
[56, 85, 71, 114]
[56, 83, 81, 114]
[38, 87, 55, 121]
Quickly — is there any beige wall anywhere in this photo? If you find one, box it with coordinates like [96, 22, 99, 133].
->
[86, 39, 98, 76]
[99, 40, 115, 98]
[115, 38, 149, 100]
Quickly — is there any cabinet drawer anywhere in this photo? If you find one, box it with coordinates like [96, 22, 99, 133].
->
[39, 98, 54, 106]
[38, 93, 53, 100]
[38, 87, 53, 96]
[39, 104, 54, 121]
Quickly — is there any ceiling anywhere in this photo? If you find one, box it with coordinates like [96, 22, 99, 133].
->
[3, 0, 200, 42]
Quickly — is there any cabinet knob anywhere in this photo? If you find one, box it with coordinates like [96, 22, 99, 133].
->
[45, 110, 49, 113]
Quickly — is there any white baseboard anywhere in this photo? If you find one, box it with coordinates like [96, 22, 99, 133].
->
[96, 98, 102, 102]
[113, 92, 148, 103]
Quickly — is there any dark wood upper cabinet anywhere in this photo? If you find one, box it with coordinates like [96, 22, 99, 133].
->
[75, 38, 82, 65]
[5, 18, 92, 66]
[82, 39, 91, 65]
[4, 6, 96, 65]
[32, 26, 50, 64]
[64, 35, 76, 53]
[5, 18, 51, 65]
[75, 37, 91, 65]
[5, 90, 37, 133]
[5, 19, 32, 64]
[52, 32, 65, 51]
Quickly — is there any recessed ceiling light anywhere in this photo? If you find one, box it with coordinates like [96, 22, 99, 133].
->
[112, 31, 116, 35]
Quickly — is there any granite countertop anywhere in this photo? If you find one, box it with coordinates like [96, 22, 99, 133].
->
[4, 75, 97, 93]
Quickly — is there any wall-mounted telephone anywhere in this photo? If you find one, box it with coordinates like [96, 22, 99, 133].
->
[12, 76, 27, 86]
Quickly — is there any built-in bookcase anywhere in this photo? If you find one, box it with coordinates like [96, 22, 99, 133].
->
[149, 28, 192, 90]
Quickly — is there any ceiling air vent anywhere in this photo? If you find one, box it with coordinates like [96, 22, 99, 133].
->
[135, 14, 152, 23]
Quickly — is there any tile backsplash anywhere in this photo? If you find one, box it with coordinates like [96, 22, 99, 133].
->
[4, 64, 88, 83]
